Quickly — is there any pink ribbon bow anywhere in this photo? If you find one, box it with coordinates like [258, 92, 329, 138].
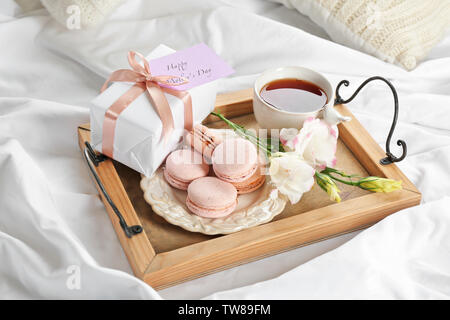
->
[100, 51, 193, 158]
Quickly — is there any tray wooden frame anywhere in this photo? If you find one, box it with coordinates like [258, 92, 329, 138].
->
[77, 88, 421, 289]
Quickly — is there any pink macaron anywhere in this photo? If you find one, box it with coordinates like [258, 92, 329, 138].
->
[185, 124, 222, 160]
[212, 138, 258, 183]
[164, 149, 209, 190]
[186, 177, 237, 218]
[231, 163, 266, 194]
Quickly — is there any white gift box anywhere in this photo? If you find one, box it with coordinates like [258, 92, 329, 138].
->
[90, 45, 218, 177]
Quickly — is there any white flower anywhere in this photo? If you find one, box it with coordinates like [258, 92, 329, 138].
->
[279, 128, 299, 152]
[280, 117, 338, 170]
[269, 152, 315, 204]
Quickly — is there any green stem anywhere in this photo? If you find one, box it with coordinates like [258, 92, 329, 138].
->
[314, 172, 329, 192]
[211, 112, 273, 156]
[321, 167, 358, 178]
[321, 167, 362, 187]
[324, 174, 359, 186]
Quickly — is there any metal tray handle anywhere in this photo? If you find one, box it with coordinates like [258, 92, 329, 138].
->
[83, 142, 143, 238]
[334, 76, 407, 165]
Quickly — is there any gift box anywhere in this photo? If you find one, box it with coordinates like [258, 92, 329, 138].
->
[90, 44, 231, 177]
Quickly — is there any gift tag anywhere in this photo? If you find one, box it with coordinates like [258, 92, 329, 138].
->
[148, 43, 234, 91]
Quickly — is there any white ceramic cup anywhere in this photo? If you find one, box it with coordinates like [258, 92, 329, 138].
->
[253, 66, 348, 130]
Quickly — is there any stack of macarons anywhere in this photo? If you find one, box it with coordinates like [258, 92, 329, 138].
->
[163, 124, 265, 219]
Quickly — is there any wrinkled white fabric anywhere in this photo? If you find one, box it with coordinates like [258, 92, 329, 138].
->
[0, 0, 449, 299]
[207, 197, 450, 299]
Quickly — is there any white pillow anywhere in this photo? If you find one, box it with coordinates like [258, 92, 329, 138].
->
[274, 0, 450, 70]
[40, 0, 124, 29]
[14, 0, 43, 12]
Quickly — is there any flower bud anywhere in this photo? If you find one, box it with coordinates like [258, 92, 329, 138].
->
[358, 177, 402, 192]
[315, 172, 341, 203]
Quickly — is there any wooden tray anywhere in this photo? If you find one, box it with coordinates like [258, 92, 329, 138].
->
[77, 88, 421, 289]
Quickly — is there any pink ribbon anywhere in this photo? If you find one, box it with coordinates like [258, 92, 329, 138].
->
[100, 51, 193, 158]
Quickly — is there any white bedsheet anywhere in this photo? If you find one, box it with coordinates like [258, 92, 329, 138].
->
[0, 0, 449, 299]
